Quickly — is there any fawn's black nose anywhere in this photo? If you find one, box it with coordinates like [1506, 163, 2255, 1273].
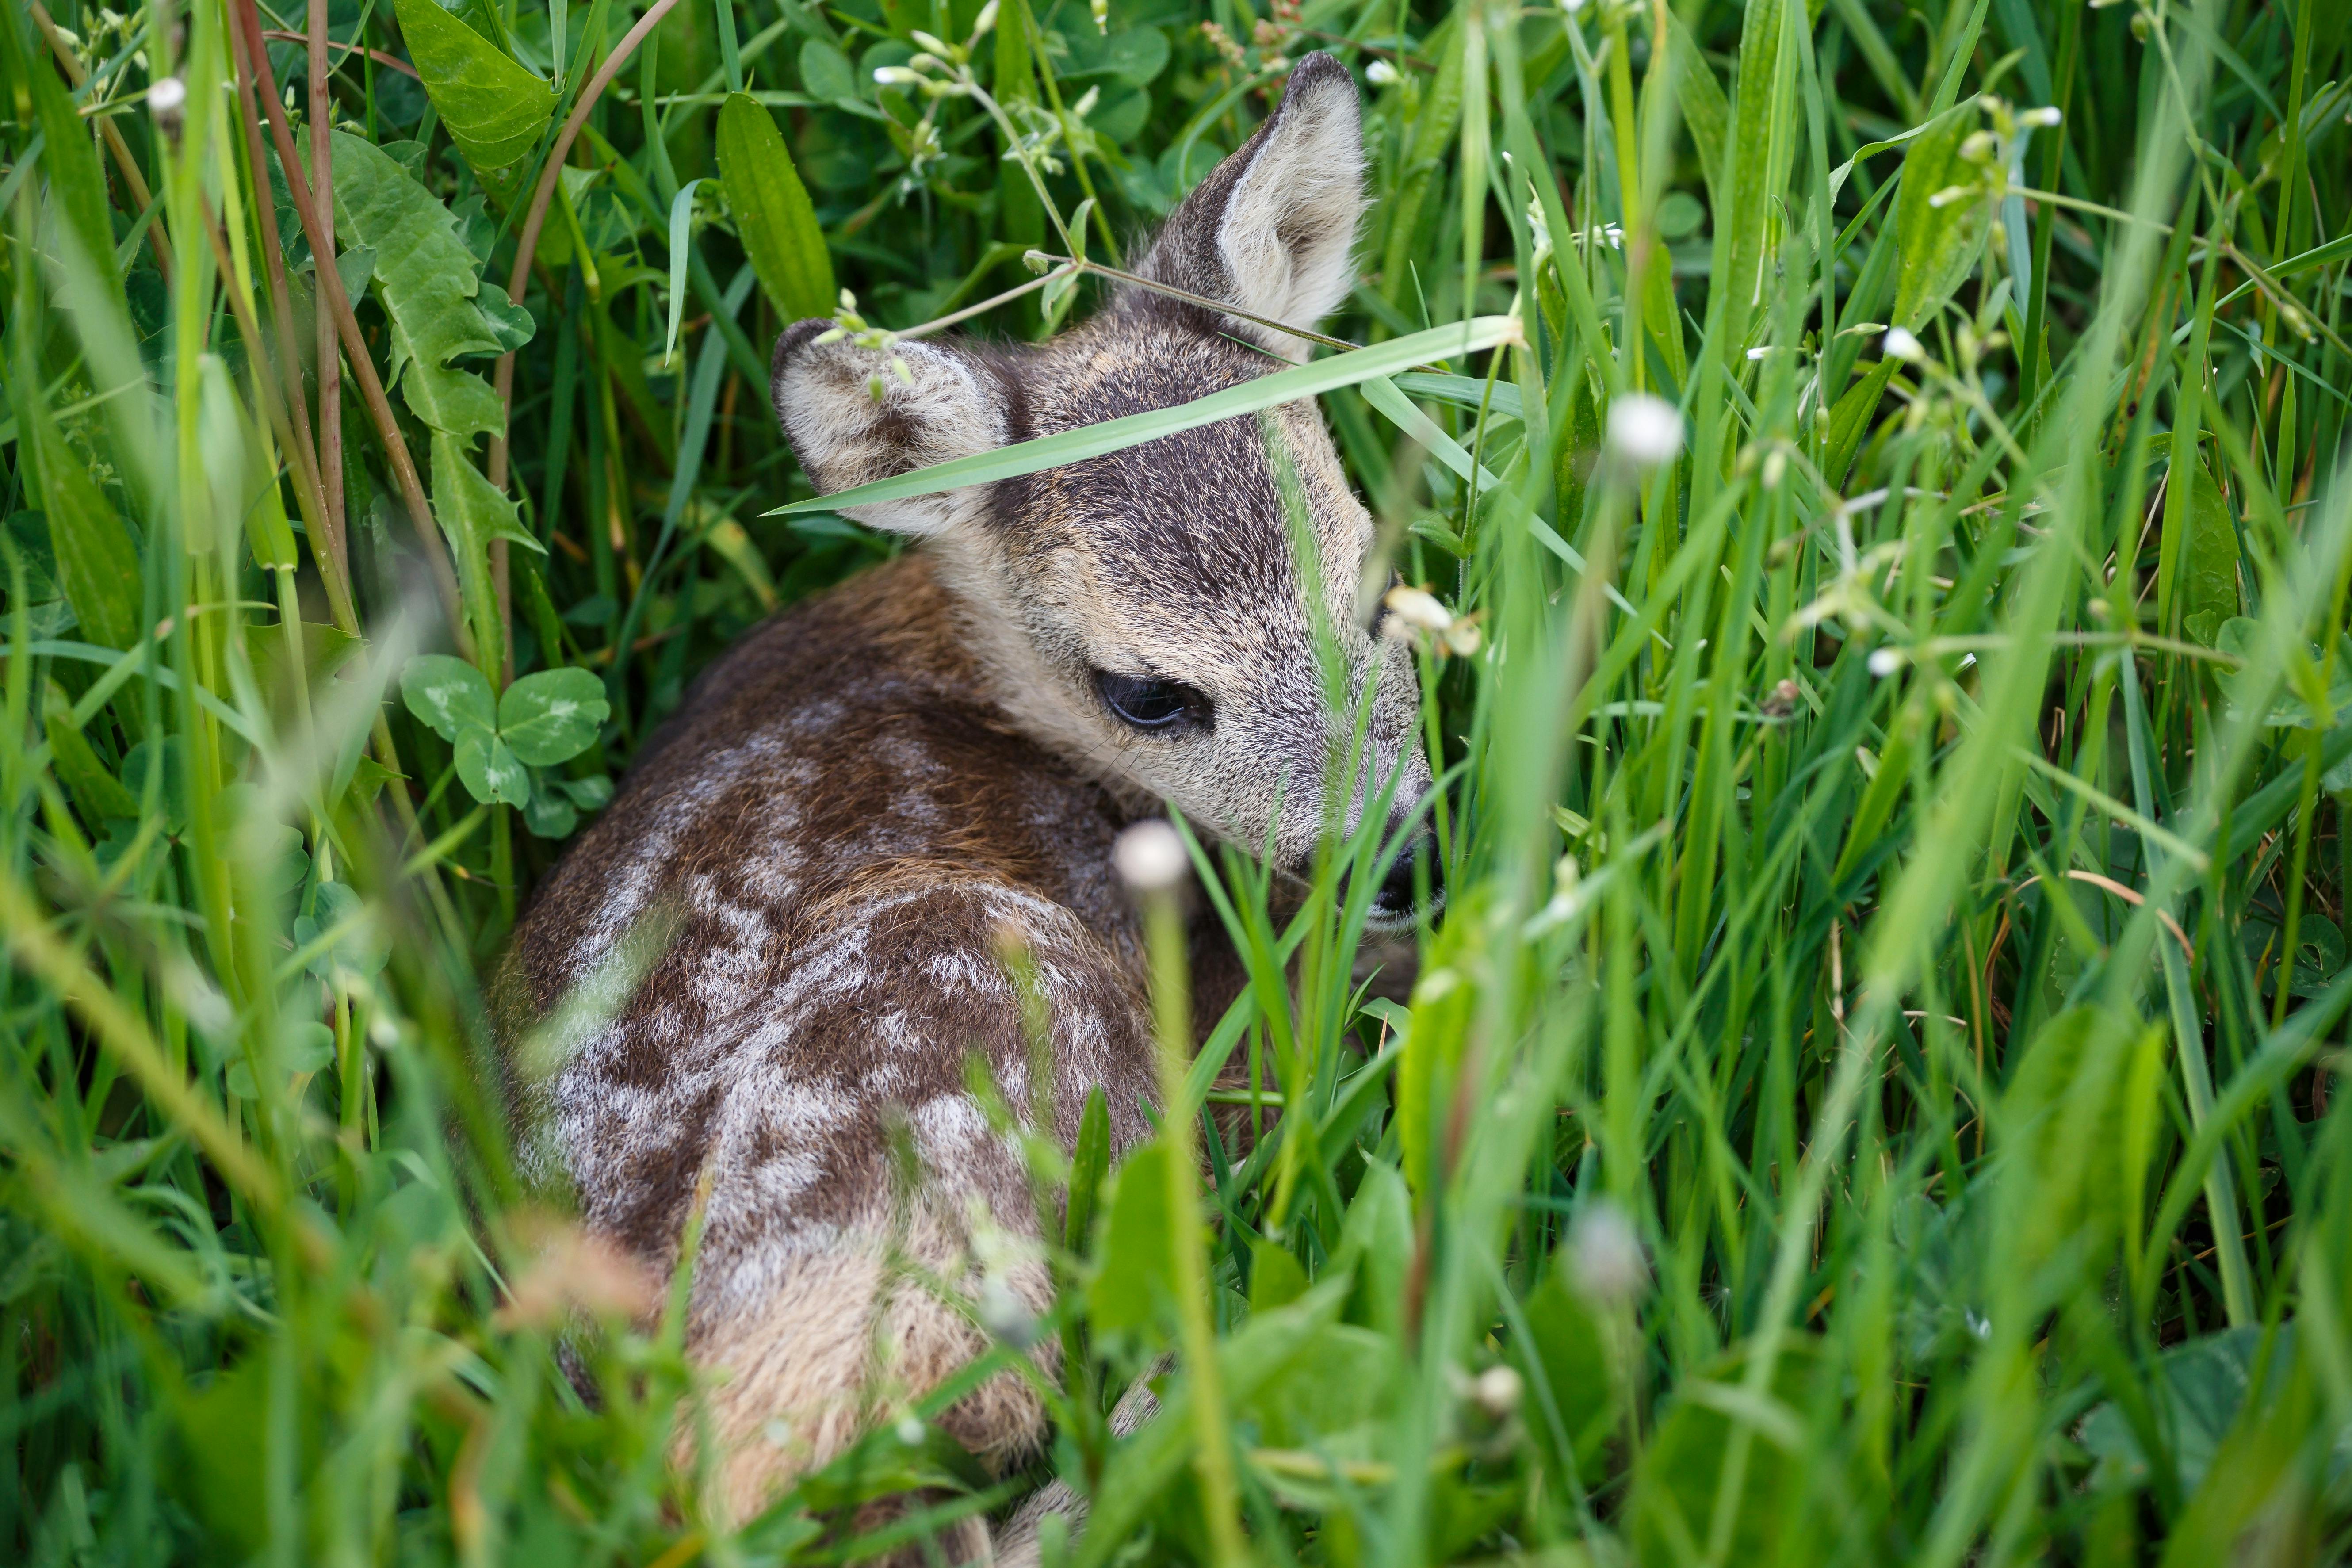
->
[1367, 835, 1443, 921]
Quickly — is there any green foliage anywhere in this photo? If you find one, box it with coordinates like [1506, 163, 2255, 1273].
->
[715, 92, 835, 321]
[6, 0, 2352, 1563]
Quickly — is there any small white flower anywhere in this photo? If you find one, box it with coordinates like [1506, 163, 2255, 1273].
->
[2021, 106, 2062, 127]
[149, 75, 186, 115]
[1091, 0, 1109, 33]
[1570, 1199, 1648, 1305]
[895, 1415, 927, 1446]
[1472, 1365, 1523, 1418]
[1384, 584, 1453, 633]
[1606, 393, 1683, 467]
[1868, 647, 1904, 677]
[1114, 820, 1188, 892]
[1882, 326, 1925, 363]
[1365, 58, 1399, 87]
[873, 65, 922, 87]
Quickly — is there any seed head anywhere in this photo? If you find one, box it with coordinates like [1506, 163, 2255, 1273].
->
[1606, 393, 1683, 468]
[1114, 819, 1188, 892]
[1569, 1199, 1648, 1305]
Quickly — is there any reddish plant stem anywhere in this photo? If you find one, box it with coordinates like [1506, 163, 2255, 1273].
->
[222, 17, 355, 628]
[262, 30, 423, 80]
[231, 0, 469, 654]
[486, 0, 687, 681]
[310, 0, 346, 598]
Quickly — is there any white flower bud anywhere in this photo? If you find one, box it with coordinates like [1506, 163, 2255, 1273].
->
[2022, 106, 2062, 127]
[1570, 1200, 1648, 1305]
[1091, 0, 1109, 33]
[1882, 326, 1924, 363]
[1384, 584, 1453, 633]
[873, 65, 922, 87]
[1365, 58, 1399, 86]
[1606, 393, 1683, 467]
[1114, 820, 1188, 892]
[1473, 1364, 1523, 1418]
[1868, 646, 1903, 677]
[895, 1415, 926, 1445]
[910, 30, 952, 56]
[148, 75, 187, 115]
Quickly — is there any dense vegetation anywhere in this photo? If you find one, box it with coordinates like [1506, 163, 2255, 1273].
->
[4, 0, 2351, 1559]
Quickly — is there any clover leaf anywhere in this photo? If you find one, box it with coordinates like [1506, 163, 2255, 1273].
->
[401, 657, 610, 810]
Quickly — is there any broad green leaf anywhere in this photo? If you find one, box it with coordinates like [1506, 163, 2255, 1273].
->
[772, 317, 1522, 517]
[293, 882, 391, 980]
[2180, 463, 2242, 646]
[1629, 1339, 1830, 1567]
[319, 131, 509, 444]
[1332, 1160, 1411, 1335]
[390, 0, 557, 179]
[1248, 1238, 1308, 1313]
[1719, 0, 1800, 346]
[1087, 1140, 1176, 1335]
[1999, 1007, 2161, 1280]
[522, 782, 579, 838]
[1398, 885, 1488, 1197]
[26, 403, 142, 650]
[716, 94, 836, 323]
[400, 654, 496, 742]
[555, 774, 615, 811]
[1515, 1258, 1619, 1482]
[42, 681, 138, 821]
[456, 728, 531, 807]
[1064, 1085, 1110, 1253]
[798, 39, 856, 102]
[498, 668, 610, 766]
[2081, 1326, 2297, 1496]
[1891, 103, 1990, 330]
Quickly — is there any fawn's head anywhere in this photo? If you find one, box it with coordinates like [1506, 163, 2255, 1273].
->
[771, 54, 1437, 924]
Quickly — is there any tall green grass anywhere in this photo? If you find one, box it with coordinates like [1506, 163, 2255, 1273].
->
[4, 0, 2351, 1561]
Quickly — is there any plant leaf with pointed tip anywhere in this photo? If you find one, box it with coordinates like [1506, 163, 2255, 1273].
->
[319, 130, 509, 444]
[716, 93, 836, 322]
[389, 0, 557, 179]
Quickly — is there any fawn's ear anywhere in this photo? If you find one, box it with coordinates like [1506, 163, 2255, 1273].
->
[769, 320, 1008, 535]
[1135, 52, 1366, 361]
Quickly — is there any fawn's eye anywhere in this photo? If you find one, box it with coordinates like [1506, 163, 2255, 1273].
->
[1095, 671, 1209, 733]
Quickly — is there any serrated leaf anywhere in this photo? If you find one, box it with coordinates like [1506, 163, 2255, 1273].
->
[1891, 103, 1990, 330]
[390, 0, 557, 178]
[455, 728, 531, 806]
[498, 667, 609, 766]
[318, 130, 508, 444]
[400, 654, 496, 742]
[474, 282, 536, 352]
[716, 93, 836, 322]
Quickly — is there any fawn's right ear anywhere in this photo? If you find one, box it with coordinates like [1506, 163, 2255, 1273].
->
[769, 319, 1008, 536]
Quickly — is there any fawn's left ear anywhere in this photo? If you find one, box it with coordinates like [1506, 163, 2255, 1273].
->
[1135, 52, 1366, 361]
[769, 319, 1008, 536]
